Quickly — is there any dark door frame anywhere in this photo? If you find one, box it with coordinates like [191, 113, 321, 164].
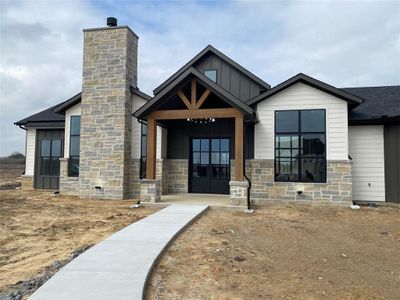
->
[34, 129, 64, 190]
[189, 137, 231, 194]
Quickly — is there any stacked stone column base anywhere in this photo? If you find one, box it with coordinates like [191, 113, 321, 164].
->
[140, 179, 161, 203]
[229, 180, 249, 206]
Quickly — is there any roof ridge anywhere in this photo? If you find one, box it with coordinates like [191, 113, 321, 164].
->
[341, 85, 400, 89]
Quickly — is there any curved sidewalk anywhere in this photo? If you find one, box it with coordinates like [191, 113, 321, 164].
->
[29, 204, 209, 300]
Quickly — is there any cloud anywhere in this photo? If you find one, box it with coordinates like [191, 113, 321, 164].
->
[0, 0, 399, 156]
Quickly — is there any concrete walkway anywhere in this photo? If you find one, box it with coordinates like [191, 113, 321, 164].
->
[29, 204, 209, 300]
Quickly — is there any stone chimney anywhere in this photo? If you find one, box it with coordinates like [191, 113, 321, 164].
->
[79, 18, 138, 199]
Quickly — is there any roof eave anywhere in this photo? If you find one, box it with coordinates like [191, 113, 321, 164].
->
[153, 45, 271, 95]
[134, 67, 254, 119]
[247, 73, 364, 106]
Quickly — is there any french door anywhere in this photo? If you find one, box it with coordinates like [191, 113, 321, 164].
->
[189, 138, 230, 194]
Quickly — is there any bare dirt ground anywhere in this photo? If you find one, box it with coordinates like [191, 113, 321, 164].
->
[0, 164, 24, 187]
[0, 188, 157, 298]
[147, 203, 400, 300]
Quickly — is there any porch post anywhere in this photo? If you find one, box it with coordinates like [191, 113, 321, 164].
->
[235, 113, 244, 181]
[146, 117, 157, 179]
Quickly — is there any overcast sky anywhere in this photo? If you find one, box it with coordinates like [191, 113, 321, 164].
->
[0, 0, 399, 156]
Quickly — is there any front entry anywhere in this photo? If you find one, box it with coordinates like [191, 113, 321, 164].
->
[189, 138, 230, 194]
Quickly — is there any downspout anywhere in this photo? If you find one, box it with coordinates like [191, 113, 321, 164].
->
[243, 121, 253, 212]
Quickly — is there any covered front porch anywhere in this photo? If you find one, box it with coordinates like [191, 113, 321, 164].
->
[134, 67, 255, 205]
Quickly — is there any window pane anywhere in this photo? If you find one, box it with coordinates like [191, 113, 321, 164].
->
[301, 158, 326, 182]
[70, 136, 80, 156]
[41, 140, 51, 156]
[141, 123, 147, 134]
[220, 139, 229, 151]
[275, 158, 298, 182]
[51, 140, 61, 157]
[277, 149, 291, 157]
[193, 165, 207, 177]
[204, 70, 217, 82]
[69, 156, 80, 177]
[276, 111, 298, 133]
[220, 153, 229, 165]
[200, 152, 209, 164]
[201, 139, 209, 151]
[302, 134, 325, 157]
[51, 157, 60, 175]
[213, 166, 228, 178]
[193, 152, 200, 164]
[211, 139, 219, 151]
[301, 110, 325, 132]
[70, 116, 81, 135]
[211, 152, 219, 164]
[278, 136, 291, 148]
[141, 136, 147, 156]
[40, 157, 51, 175]
[192, 139, 200, 151]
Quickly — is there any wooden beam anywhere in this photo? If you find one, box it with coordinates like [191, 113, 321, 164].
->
[195, 89, 211, 109]
[146, 118, 157, 180]
[177, 90, 192, 109]
[148, 108, 241, 120]
[235, 113, 244, 181]
[191, 79, 197, 107]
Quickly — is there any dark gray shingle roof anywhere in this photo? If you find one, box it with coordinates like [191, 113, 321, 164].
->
[342, 86, 400, 123]
[15, 103, 66, 126]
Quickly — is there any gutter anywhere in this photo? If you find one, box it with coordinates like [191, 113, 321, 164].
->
[243, 121, 253, 212]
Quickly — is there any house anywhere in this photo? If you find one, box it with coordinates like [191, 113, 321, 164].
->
[15, 18, 400, 204]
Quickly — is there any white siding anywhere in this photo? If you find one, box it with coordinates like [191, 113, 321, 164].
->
[131, 95, 147, 159]
[64, 103, 81, 158]
[349, 125, 385, 201]
[25, 128, 36, 176]
[255, 82, 349, 160]
[131, 94, 167, 159]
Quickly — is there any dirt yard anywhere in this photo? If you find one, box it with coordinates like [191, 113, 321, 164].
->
[0, 189, 157, 297]
[147, 203, 400, 299]
[0, 164, 24, 187]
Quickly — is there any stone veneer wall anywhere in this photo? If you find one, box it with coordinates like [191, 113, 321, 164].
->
[247, 159, 352, 203]
[78, 26, 138, 199]
[162, 159, 188, 194]
[59, 158, 80, 196]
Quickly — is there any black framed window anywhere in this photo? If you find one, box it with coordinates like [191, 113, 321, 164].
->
[211, 138, 230, 178]
[192, 139, 209, 177]
[275, 109, 326, 183]
[140, 123, 147, 179]
[204, 69, 217, 82]
[69, 116, 80, 177]
[40, 139, 62, 175]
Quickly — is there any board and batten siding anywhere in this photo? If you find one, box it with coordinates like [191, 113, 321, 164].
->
[349, 125, 385, 201]
[194, 53, 263, 102]
[255, 82, 349, 160]
[64, 102, 81, 158]
[25, 128, 36, 176]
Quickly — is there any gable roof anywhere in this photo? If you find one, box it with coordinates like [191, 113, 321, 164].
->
[134, 67, 254, 118]
[342, 86, 400, 123]
[53, 92, 82, 114]
[16, 87, 152, 127]
[153, 45, 271, 95]
[54, 87, 151, 114]
[15, 102, 66, 127]
[246, 73, 364, 106]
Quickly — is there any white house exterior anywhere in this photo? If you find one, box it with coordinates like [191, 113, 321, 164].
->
[16, 18, 400, 204]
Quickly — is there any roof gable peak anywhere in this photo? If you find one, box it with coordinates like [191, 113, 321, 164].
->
[153, 45, 270, 96]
